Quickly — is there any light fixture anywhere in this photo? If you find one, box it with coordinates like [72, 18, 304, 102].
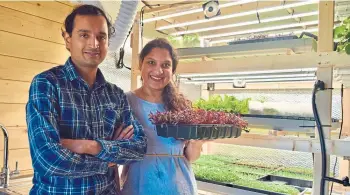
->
[143, 0, 257, 23]
[179, 68, 317, 78]
[182, 73, 316, 81]
[202, 20, 318, 39]
[207, 83, 215, 91]
[156, 0, 318, 31]
[183, 77, 316, 85]
[210, 22, 341, 45]
[171, 11, 318, 36]
[203, 0, 221, 19]
[210, 28, 319, 44]
[233, 80, 246, 88]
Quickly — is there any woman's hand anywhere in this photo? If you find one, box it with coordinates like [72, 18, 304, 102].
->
[184, 139, 213, 163]
[113, 124, 134, 140]
[187, 139, 209, 147]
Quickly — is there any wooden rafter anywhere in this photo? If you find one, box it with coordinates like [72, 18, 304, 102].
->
[142, 1, 200, 14]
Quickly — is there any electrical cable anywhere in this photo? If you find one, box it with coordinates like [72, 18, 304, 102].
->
[312, 80, 327, 195]
[330, 84, 344, 195]
[116, 3, 161, 70]
[115, 4, 163, 71]
[115, 26, 133, 70]
[312, 81, 349, 195]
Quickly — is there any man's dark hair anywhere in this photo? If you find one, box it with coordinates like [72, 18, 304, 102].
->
[63, 4, 115, 38]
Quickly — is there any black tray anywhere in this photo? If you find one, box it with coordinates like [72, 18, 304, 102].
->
[196, 178, 289, 195]
[258, 175, 312, 189]
[155, 124, 242, 140]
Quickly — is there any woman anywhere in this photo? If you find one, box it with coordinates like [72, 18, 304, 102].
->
[121, 38, 206, 195]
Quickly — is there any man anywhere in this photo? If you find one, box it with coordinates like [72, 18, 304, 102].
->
[26, 4, 146, 194]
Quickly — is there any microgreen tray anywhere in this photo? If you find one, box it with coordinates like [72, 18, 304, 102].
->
[155, 124, 242, 140]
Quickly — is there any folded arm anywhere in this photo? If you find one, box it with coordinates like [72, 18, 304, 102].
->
[26, 75, 109, 178]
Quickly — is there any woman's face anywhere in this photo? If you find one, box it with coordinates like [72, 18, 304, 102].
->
[140, 47, 173, 91]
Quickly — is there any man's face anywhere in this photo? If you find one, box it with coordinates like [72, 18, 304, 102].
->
[64, 15, 108, 69]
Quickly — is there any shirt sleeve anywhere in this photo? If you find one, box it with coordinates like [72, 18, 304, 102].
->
[26, 74, 109, 178]
[95, 92, 147, 164]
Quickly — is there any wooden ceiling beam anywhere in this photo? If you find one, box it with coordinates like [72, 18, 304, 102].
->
[142, 1, 201, 14]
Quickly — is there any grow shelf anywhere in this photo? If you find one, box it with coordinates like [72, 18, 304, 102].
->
[240, 114, 340, 132]
[196, 178, 295, 195]
[229, 35, 298, 45]
[240, 114, 339, 122]
[156, 124, 242, 140]
[258, 175, 312, 190]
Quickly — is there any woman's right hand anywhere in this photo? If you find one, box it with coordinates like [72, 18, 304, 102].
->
[113, 124, 134, 140]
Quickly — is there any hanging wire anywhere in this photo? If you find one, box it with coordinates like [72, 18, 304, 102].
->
[329, 84, 344, 195]
[115, 4, 163, 70]
[115, 26, 133, 70]
[118, 2, 201, 70]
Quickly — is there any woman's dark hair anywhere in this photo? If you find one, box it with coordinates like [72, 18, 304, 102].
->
[63, 4, 115, 38]
[139, 38, 191, 111]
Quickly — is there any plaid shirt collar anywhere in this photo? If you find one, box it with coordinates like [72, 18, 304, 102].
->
[63, 57, 107, 89]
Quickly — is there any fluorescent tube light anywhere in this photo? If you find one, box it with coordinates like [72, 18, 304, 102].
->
[182, 73, 316, 81]
[202, 20, 318, 39]
[172, 11, 318, 36]
[179, 68, 317, 78]
[157, 0, 318, 31]
[183, 77, 316, 84]
[143, 0, 257, 23]
[210, 27, 318, 44]
[210, 23, 341, 44]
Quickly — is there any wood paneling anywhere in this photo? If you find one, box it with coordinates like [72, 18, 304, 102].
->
[0, 1, 74, 174]
[0, 31, 69, 65]
[0, 148, 32, 171]
[0, 80, 30, 104]
[56, 1, 76, 7]
[0, 55, 57, 82]
[0, 127, 28, 150]
[0, 103, 26, 127]
[0, 6, 65, 44]
[0, 1, 72, 23]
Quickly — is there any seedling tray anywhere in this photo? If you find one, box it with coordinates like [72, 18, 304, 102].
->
[155, 124, 242, 140]
[258, 175, 312, 189]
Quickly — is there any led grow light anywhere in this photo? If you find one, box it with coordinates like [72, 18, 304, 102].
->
[143, 0, 257, 23]
[172, 11, 318, 36]
[157, 0, 317, 30]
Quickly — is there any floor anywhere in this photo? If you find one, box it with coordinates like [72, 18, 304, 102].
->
[198, 190, 221, 195]
[0, 177, 32, 195]
[0, 180, 344, 195]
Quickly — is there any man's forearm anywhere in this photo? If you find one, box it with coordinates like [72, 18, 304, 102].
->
[61, 138, 146, 164]
[86, 140, 102, 155]
[97, 133, 147, 164]
[30, 132, 108, 178]
[60, 139, 102, 155]
[27, 100, 108, 178]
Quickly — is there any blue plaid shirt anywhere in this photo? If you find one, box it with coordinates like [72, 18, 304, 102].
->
[26, 58, 147, 195]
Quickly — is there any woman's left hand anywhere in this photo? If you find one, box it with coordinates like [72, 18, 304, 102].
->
[186, 139, 213, 147]
[184, 139, 213, 163]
